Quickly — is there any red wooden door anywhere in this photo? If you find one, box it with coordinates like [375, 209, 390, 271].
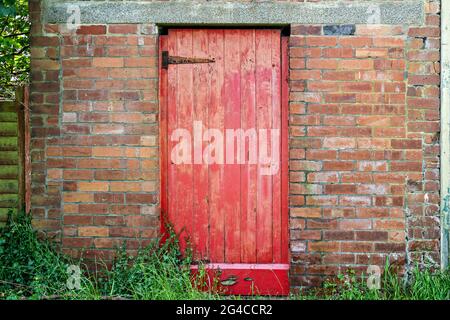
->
[159, 29, 289, 295]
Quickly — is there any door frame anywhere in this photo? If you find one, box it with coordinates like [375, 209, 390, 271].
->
[158, 28, 290, 295]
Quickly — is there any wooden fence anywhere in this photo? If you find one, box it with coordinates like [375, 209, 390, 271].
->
[0, 87, 30, 225]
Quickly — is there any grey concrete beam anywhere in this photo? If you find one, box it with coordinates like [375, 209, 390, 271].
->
[43, 1, 424, 26]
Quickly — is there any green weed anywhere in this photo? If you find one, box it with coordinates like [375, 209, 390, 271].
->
[0, 211, 219, 300]
[296, 259, 450, 300]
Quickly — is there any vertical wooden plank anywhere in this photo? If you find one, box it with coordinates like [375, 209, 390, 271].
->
[281, 36, 290, 264]
[208, 30, 225, 262]
[166, 31, 178, 242]
[271, 30, 282, 263]
[255, 30, 273, 263]
[223, 29, 241, 263]
[23, 86, 31, 214]
[162, 28, 289, 294]
[441, 0, 450, 270]
[16, 87, 25, 212]
[240, 29, 257, 263]
[0, 99, 19, 223]
[159, 35, 169, 239]
[192, 29, 210, 260]
[175, 29, 194, 252]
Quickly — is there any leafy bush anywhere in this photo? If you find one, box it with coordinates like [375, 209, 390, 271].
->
[0, 212, 97, 299]
[0, 212, 218, 300]
[2, 212, 449, 300]
[0, 0, 30, 100]
[300, 260, 450, 300]
[99, 231, 219, 300]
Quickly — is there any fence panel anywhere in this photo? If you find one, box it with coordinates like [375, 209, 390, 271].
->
[0, 87, 29, 225]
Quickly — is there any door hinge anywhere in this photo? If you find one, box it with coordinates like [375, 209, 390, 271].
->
[162, 51, 215, 69]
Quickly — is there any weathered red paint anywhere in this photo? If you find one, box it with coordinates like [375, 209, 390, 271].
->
[191, 263, 289, 295]
[280, 36, 289, 265]
[159, 35, 168, 243]
[159, 29, 289, 295]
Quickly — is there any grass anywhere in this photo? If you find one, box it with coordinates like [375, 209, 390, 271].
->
[294, 262, 450, 300]
[1, 212, 449, 300]
[0, 212, 219, 300]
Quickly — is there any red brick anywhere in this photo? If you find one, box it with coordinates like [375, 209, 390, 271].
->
[391, 139, 422, 149]
[409, 75, 440, 85]
[92, 57, 124, 67]
[78, 226, 109, 237]
[339, 150, 371, 160]
[308, 241, 339, 252]
[391, 162, 422, 172]
[76, 68, 109, 78]
[323, 70, 356, 80]
[291, 70, 321, 80]
[341, 242, 373, 253]
[306, 37, 337, 47]
[323, 231, 354, 241]
[340, 196, 371, 206]
[341, 173, 372, 184]
[338, 37, 372, 47]
[325, 184, 356, 194]
[306, 150, 337, 160]
[78, 181, 109, 192]
[374, 219, 405, 230]
[124, 57, 155, 67]
[31, 36, 59, 46]
[306, 58, 338, 69]
[76, 25, 106, 35]
[94, 193, 124, 203]
[355, 25, 403, 36]
[375, 243, 405, 253]
[64, 215, 93, 225]
[373, 37, 405, 47]
[323, 138, 355, 149]
[63, 238, 93, 248]
[338, 60, 374, 70]
[323, 161, 355, 171]
[63, 192, 94, 203]
[408, 27, 440, 37]
[291, 207, 321, 218]
[78, 204, 108, 214]
[325, 116, 356, 126]
[110, 182, 142, 192]
[322, 48, 353, 58]
[291, 25, 321, 35]
[355, 49, 388, 58]
[356, 184, 388, 195]
[306, 196, 338, 206]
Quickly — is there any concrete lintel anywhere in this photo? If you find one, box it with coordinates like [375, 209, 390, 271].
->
[43, 1, 424, 26]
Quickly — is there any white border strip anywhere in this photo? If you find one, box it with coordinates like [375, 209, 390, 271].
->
[441, 0, 450, 270]
[190, 264, 290, 270]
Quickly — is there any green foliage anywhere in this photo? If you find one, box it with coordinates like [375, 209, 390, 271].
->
[297, 260, 450, 300]
[0, 212, 219, 300]
[0, 0, 30, 100]
[0, 211, 85, 299]
[99, 234, 218, 300]
[1, 213, 448, 300]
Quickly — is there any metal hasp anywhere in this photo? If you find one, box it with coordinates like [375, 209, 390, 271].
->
[161, 51, 215, 69]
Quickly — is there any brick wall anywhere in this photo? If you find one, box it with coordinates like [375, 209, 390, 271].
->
[289, 24, 409, 286]
[30, 0, 441, 289]
[288, 1, 441, 288]
[30, 1, 160, 260]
